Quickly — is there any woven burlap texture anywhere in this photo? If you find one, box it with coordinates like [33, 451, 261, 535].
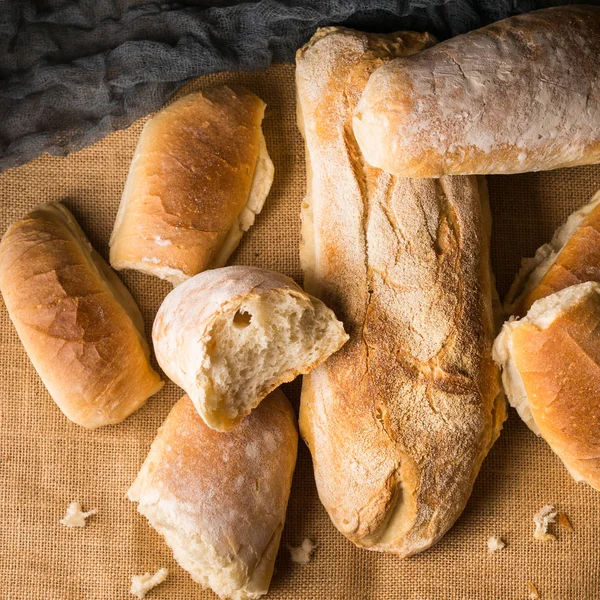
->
[0, 64, 599, 600]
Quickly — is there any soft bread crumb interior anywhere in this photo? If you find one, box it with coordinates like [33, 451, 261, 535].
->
[197, 291, 346, 429]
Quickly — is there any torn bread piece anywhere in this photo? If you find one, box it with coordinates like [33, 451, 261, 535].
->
[533, 505, 557, 542]
[59, 502, 97, 528]
[505, 189, 600, 317]
[130, 568, 168, 599]
[110, 85, 274, 285]
[128, 391, 297, 600]
[494, 282, 600, 490]
[486, 536, 505, 553]
[152, 266, 348, 431]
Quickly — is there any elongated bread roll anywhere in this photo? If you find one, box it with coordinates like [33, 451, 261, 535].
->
[110, 85, 274, 285]
[128, 390, 298, 600]
[505, 190, 600, 317]
[297, 27, 505, 557]
[353, 6, 600, 177]
[494, 282, 600, 490]
[152, 266, 347, 431]
[0, 203, 163, 428]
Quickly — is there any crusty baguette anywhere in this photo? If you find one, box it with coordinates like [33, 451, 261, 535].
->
[505, 190, 600, 317]
[110, 85, 274, 285]
[353, 6, 600, 177]
[128, 390, 298, 600]
[0, 203, 163, 428]
[296, 27, 505, 557]
[152, 265, 347, 431]
[494, 282, 600, 491]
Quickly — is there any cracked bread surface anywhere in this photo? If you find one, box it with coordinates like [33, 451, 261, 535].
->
[296, 27, 505, 557]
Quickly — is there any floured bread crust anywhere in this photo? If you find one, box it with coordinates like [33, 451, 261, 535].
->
[110, 85, 274, 285]
[0, 203, 164, 428]
[128, 391, 298, 600]
[505, 190, 600, 317]
[494, 282, 600, 490]
[353, 6, 600, 177]
[297, 27, 505, 557]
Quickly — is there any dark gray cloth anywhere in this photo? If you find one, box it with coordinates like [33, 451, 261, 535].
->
[0, 0, 594, 172]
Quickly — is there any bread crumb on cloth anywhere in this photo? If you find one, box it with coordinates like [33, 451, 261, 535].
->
[533, 505, 557, 541]
[288, 539, 317, 564]
[130, 568, 168, 598]
[487, 536, 505, 553]
[59, 501, 97, 528]
[527, 581, 540, 599]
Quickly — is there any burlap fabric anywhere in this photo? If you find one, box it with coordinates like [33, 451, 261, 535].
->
[0, 64, 599, 600]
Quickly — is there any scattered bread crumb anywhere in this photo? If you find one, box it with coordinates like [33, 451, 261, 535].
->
[288, 539, 317, 564]
[527, 581, 540, 599]
[59, 501, 97, 528]
[487, 536, 505, 553]
[557, 512, 573, 532]
[533, 505, 557, 541]
[130, 568, 168, 599]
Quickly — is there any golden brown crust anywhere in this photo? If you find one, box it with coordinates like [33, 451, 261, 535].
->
[353, 6, 600, 177]
[509, 286, 600, 490]
[128, 390, 298, 599]
[509, 193, 600, 317]
[297, 27, 504, 556]
[110, 85, 272, 283]
[0, 203, 164, 428]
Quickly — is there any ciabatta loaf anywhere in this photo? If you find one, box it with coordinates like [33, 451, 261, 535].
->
[110, 85, 274, 285]
[494, 282, 600, 491]
[297, 27, 505, 557]
[0, 203, 163, 428]
[128, 390, 298, 599]
[353, 6, 600, 177]
[152, 266, 347, 431]
[505, 190, 600, 317]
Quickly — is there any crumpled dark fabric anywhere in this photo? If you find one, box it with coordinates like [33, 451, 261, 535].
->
[0, 0, 594, 172]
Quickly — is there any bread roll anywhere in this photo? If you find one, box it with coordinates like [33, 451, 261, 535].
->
[109, 85, 274, 285]
[494, 282, 600, 490]
[128, 390, 298, 600]
[505, 190, 600, 317]
[152, 266, 347, 431]
[296, 27, 505, 557]
[353, 6, 600, 177]
[0, 203, 163, 428]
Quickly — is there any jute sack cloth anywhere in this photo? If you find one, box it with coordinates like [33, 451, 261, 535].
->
[0, 64, 599, 600]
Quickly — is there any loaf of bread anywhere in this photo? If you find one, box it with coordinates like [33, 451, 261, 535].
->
[296, 27, 505, 557]
[128, 390, 298, 600]
[152, 266, 347, 431]
[494, 282, 600, 491]
[505, 190, 600, 317]
[110, 85, 274, 285]
[353, 6, 600, 177]
[0, 203, 163, 428]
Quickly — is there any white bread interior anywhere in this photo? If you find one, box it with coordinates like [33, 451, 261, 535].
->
[504, 191, 600, 315]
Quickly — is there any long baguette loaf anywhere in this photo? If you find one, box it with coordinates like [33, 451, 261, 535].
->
[0, 203, 164, 428]
[353, 6, 600, 177]
[296, 27, 505, 557]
